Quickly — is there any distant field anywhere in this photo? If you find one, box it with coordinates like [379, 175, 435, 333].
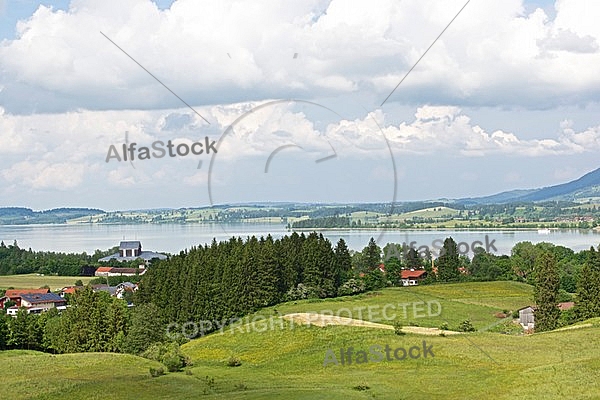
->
[399, 206, 461, 219]
[1, 281, 598, 399]
[0, 274, 94, 291]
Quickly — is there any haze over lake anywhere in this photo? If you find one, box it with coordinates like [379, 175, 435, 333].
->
[1, 223, 599, 256]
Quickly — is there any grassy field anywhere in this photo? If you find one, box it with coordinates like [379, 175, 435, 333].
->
[0, 274, 94, 291]
[2, 281, 599, 399]
[254, 281, 533, 331]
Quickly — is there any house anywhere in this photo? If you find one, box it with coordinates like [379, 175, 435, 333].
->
[518, 306, 536, 330]
[558, 301, 575, 311]
[119, 241, 142, 258]
[401, 269, 427, 286]
[518, 302, 576, 330]
[20, 293, 67, 311]
[115, 282, 138, 300]
[98, 240, 167, 263]
[95, 266, 146, 277]
[95, 266, 114, 277]
[59, 286, 84, 297]
[91, 284, 118, 296]
[5, 292, 66, 316]
[0, 288, 50, 308]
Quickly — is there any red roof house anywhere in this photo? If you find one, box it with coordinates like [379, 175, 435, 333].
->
[1, 288, 50, 308]
[400, 269, 427, 286]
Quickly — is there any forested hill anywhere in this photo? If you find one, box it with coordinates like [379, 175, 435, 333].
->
[458, 167, 600, 204]
[0, 207, 104, 225]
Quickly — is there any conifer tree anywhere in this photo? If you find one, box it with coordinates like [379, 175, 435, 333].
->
[436, 237, 460, 282]
[574, 246, 600, 320]
[333, 238, 352, 289]
[405, 247, 423, 270]
[533, 251, 560, 332]
[363, 237, 381, 271]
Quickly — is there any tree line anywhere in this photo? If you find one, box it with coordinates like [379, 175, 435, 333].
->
[0, 241, 135, 275]
[136, 233, 353, 334]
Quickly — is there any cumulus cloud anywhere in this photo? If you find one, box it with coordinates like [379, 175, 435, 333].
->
[2, 160, 86, 189]
[1, 101, 599, 194]
[0, 0, 599, 113]
[538, 28, 599, 53]
[380, 105, 600, 156]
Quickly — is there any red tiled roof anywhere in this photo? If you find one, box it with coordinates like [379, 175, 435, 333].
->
[558, 302, 575, 311]
[401, 270, 427, 279]
[61, 286, 84, 294]
[5, 288, 50, 297]
[96, 267, 113, 273]
[109, 268, 140, 274]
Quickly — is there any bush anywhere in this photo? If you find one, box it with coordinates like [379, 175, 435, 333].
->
[512, 310, 520, 319]
[227, 356, 242, 367]
[439, 322, 449, 331]
[558, 289, 574, 303]
[393, 320, 405, 336]
[337, 279, 366, 296]
[285, 284, 312, 301]
[149, 367, 165, 377]
[457, 319, 476, 332]
[558, 308, 579, 327]
[142, 342, 189, 372]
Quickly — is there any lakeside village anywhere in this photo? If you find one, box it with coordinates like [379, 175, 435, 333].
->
[0, 238, 581, 333]
[0, 241, 166, 316]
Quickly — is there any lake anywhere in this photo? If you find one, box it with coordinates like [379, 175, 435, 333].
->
[1, 223, 599, 256]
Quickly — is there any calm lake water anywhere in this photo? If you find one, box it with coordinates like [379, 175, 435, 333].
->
[1, 223, 599, 256]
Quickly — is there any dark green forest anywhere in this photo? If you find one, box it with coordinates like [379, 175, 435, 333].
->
[136, 233, 354, 332]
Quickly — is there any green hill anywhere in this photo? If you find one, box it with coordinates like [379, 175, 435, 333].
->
[2, 282, 599, 399]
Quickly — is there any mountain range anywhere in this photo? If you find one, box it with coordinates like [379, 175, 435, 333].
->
[457, 167, 600, 205]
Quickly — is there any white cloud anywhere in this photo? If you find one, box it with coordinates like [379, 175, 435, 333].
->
[0, 0, 599, 113]
[1, 102, 599, 195]
[2, 160, 86, 189]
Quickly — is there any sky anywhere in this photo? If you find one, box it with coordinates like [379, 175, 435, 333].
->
[0, 0, 599, 211]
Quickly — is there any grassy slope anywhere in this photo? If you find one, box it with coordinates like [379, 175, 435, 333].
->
[0, 274, 95, 291]
[2, 282, 599, 400]
[257, 281, 533, 331]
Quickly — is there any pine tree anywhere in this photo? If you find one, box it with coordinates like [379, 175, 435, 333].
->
[278, 234, 301, 292]
[436, 237, 460, 282]
[533, 251, 560, 332]
[405, 247, 423, 270]
[256, 235, 281, 306]
[574, 246, 600, 320]
[363, 237, 381, 271]
[317, 235, 336, 297]
[333, 238, 352, 289]
[301, 233, 322, 292]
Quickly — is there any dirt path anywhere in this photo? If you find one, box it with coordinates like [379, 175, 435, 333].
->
[282, 312, 462, 335]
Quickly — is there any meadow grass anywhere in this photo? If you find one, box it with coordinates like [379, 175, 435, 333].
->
[0, 274, 95, 291]
[1, 281, 597, 399]
[257, 281, 532, 331]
